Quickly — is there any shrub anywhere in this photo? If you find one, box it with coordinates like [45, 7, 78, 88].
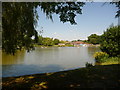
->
[87, 34, 101, 44]
[100, 26, 120, 57]
[94, 52, 109, 63]
[100, 57, 120, 65]
[105, 57, 120, 63]
[85, 62, 93, 67]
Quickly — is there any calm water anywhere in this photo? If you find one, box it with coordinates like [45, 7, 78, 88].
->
[1, 46, 100, 77]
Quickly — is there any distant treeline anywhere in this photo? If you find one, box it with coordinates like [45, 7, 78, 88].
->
[34, 25, 120, 57]
[34, 36, 60, 46]
[71, 34, 101, 45]
[83, 34, 101, 45]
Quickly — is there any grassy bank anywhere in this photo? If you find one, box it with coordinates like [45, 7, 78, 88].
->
[2, 64, 120, 89]
[94, 52, 120, 66]
[95, 57, 120, 65]
[34, 44, 100, 48]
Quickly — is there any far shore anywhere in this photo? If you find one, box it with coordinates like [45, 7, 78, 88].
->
[34, 44, 100, 48]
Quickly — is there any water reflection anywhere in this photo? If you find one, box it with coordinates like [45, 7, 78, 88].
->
[0, 50, 2, 78]
[2, 50, 25, 65]
[0, 50, 2, 65]
[2, 47, 100, 77]
[87, 46, 101, 56]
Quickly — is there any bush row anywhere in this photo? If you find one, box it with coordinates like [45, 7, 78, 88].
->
[94, 52, 120, 63]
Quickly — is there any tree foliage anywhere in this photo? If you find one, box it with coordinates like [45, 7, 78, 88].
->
[39, 2, 85, 24]
[2, 2, 119, 54]
[2, 2, 85, 54]
[2, 2, 39, 54]
[38, 35, 43, 45]
[53, 39, 60, 45]
[87, 34, 101, 44]
[34, 30, 39, 43]
[100, 26, 120, 57]
[37, 36, 60, 46]
[42, 37, 54, 46]
[110, 1, 120, 18]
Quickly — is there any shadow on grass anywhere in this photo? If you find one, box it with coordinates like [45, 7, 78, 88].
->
[2, 64, 120, 89]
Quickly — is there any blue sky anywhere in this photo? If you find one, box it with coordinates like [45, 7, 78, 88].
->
[36, 2, 118, 41]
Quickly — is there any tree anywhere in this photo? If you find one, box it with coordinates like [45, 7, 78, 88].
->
[2, 2, 39, 54]
[38, 35, 43, 45]
[100, 26, 120, 57]
[77, 39, 82, 41]
[53, 39, 60, 45]
[87, 34, 101, 44]
[2, 2, 119, 54]
[110, 2, 120, 18]
[0, 31, 1, 48]
[2, 2, 85, 54]
[34, 30, 39, 43]
[42, 37, 54, 46]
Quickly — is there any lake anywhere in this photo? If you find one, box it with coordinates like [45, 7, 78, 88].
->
[1, 46, 100, 77]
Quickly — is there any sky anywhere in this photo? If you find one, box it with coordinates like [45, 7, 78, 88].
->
[36, 2, 118, 41]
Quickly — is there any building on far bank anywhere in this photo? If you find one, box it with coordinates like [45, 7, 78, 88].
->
[58, 43, 65, 46]
[70, 41, 92, 47]
[58, 41, 96, 47]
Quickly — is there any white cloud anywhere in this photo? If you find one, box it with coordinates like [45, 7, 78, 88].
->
[89, 32, 102, 36]
[52, 32, 62, 39]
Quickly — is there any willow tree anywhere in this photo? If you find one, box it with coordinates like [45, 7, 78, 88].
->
[110, 1, 120, 18]
[2, 2, 85, 54]
[2, 2, 39, 54]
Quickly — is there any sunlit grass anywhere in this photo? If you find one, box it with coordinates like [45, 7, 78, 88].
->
[96, 57, 120, 65]
[100, 60, 119, 65]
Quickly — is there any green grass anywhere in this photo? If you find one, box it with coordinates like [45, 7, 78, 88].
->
[96, 57, 120, 65]
[2, 64, 120, 89]
[101, 57, 120, 65]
